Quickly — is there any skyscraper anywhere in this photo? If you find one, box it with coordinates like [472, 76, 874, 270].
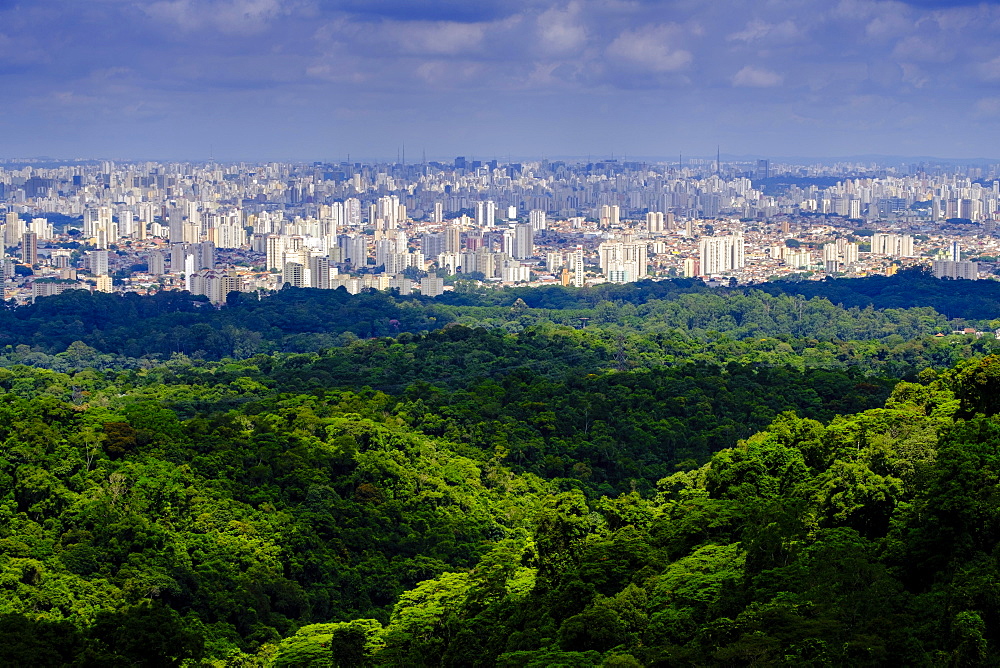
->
[89, 249, 109, 276]
[21, 232, 37, 265]
[4, 211, 24, 247]
[444, 225, 461, 253]
[698, 232, 745, 276]
[646, 212, 665, 233]
[529, 210, 546, 231]
[168, 207, 184, 244]
[598, 241, 647, 283]
[513, 224, 534, 260]
[476, 201, 496, 228]
[147, 250, 166, 276]
[265, 235, 285, 271]
[282, 262, 307, 288]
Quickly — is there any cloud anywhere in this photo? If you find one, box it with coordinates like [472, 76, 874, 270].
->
[394, 21, 488, 55]
[731, 65, 783, 87]
[977, 55, 1000, 81]
[4, 0, 1000, 159]
[537, 3, 587, 54]
[332, 0, 519, 23]
[727, 19, 803, 44]
[891, 34, 954, 62]
[143, 0, 294, 35]
[974, 96, 1000, 117]
[606, 24, 692, 72]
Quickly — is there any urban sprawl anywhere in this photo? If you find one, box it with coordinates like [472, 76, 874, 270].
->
[2, 157, 997, 305]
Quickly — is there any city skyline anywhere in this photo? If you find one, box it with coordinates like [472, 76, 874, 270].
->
[5, 0, 1000, 161]
[3, 156, 998, 307]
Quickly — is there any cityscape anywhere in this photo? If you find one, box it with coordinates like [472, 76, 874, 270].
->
[10, 0, 1000, 664]
[3, 156, 997, 306]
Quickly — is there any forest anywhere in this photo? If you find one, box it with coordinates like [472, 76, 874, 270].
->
[3, 272, 1000, 666]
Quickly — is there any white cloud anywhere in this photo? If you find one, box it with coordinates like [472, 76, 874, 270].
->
[396, 21, 487, 55]
[537, 3, 587, 54]
[143, 0, 292, 35]
[731, 65, 783, 87]
[415, 59, 484, 86]
[974, 96, 1000, 117]
[891, 35, 953, 63]
[606, 24, 692, 72]
[978, 55, 1000, 81]
[727, 19, 802, 43]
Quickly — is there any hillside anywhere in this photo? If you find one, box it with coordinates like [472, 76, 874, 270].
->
[2, 277, 1000, 665]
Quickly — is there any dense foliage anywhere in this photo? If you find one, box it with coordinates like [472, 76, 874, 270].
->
[0, 368, 548, 664]
[4, 274, 1000, 665]
[4, 270, 999, 375]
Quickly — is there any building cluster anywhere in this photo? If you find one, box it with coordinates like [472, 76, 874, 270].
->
[2, 157, 1000, 304]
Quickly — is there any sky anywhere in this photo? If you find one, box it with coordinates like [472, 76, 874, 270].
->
[5, 0, 1000, 162]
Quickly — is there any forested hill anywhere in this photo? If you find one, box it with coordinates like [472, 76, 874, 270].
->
[3, 271, 1000, 375]
[755, 267, 1000, 320]
[4, 351, 1000, 664]
[4, 274, 1000, 665]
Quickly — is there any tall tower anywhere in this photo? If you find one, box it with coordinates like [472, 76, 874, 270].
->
[168, 207, 184, 244]
[699, 232, 745, 276]
[265, 235, 285, 271]
[4, 211, 24, 247]
[89, 249, 109, 276]
[513, 224, 534, 259]
[21, 232, 37, 265]
[476, 200, 496, 227]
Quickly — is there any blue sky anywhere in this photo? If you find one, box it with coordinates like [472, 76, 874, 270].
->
[5, 0, 1000, 161]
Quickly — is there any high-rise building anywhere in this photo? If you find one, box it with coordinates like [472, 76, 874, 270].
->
[344, 198, 362, 226]
[29, 217, 53, 240]
[338, 234, 367, 267]
[871, 233, 914, 257]
[147, 250, 166, 276]
[94, 274, 114, 293]
[83, 207, 112, 240]
[698, 232, 745, 276]
[168, 207, 184, 244]
[221, 271, 244, 300]
[570, 249, 585, 287]
[214, 222, 246, 249]
[423, 232, 445, 259]
[389, 275, 412, 295]
[600, 205, 620, 228]
[529, 210, 547, 231]
[513, 224, 534, 260]
[501, 228, 516, 256]
[476, 200, 496, 228]
[421, 276, 445, 297]
[4, 212, 24, 247]
[755, 159, 769, 181]
[309, 256, 331, 289]
[20, 232, 37, 265]
[646, 211, 665, 233]
[282, 262, 307, 288]
[265, 235, 285, 271]
[598, 241, 647, 283]
[933, 260, 977, 279]
[444, 225, 461, 253]
[88, 249, 109, 276]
